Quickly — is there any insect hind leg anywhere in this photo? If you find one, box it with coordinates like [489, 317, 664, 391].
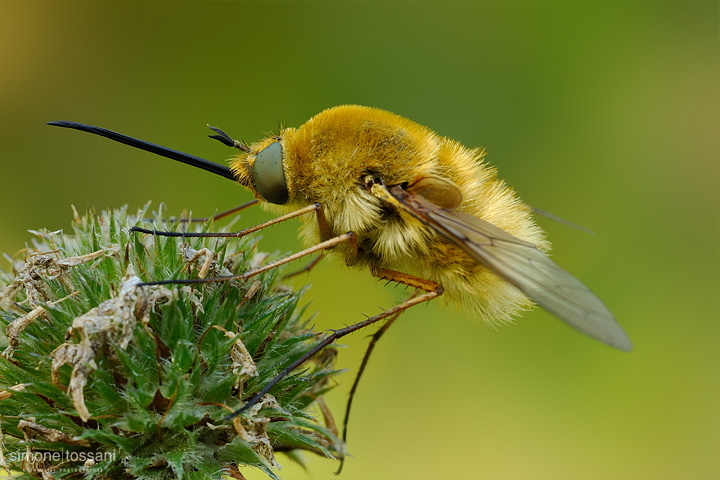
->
[226, 269, 442, 425]
[335, 270, 439, 472]
[335, 297, 407, 474]
[373, 267, 443, 292]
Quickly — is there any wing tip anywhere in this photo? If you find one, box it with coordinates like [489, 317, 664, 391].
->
[602, 325, 633, 352]
[610, 334, 633, 353]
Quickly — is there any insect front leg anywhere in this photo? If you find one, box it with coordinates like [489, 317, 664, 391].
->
[142, 200, 261, 226]
[130, 202, 326, 240]
[281, 202, 332, 278]
[131, 202, 334, 280]
[178, 199, 260, 224]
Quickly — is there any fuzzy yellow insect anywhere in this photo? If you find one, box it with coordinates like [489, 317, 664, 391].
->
[49, 105, 632, 417]
[224, 105, 630, 349]
[233, 106, 551, 325]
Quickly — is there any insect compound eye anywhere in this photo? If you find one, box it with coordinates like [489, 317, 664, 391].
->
[251, 142, 289, 205]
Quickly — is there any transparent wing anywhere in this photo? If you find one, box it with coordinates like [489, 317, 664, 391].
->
[385, 184, 632, 352]
[531, 206, 596, 236]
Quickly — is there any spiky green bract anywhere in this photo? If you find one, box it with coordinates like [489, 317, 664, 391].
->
[0, 205, 343, 480]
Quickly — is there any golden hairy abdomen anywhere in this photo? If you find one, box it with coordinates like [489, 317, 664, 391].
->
[285, 105, 549, 324]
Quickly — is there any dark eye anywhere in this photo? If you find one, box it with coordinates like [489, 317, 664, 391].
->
[252, 142, 289, 205]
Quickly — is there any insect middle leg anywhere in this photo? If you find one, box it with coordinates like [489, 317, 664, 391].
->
[281, 253, 325, 280]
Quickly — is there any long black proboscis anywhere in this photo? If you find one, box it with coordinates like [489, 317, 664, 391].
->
[47, 121, 236, 181]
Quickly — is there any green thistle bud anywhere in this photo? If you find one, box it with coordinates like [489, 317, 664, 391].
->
[0, 205, 343, 480]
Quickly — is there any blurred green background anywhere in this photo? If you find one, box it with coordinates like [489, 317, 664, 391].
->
[1, 2, 718, 479]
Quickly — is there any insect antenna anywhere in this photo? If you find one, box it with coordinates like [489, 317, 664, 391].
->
[207, 125, 251, 153]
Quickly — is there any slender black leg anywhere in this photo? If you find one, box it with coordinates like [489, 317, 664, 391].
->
[226, 270, 443, 421]
[335, 306, 404, 474]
